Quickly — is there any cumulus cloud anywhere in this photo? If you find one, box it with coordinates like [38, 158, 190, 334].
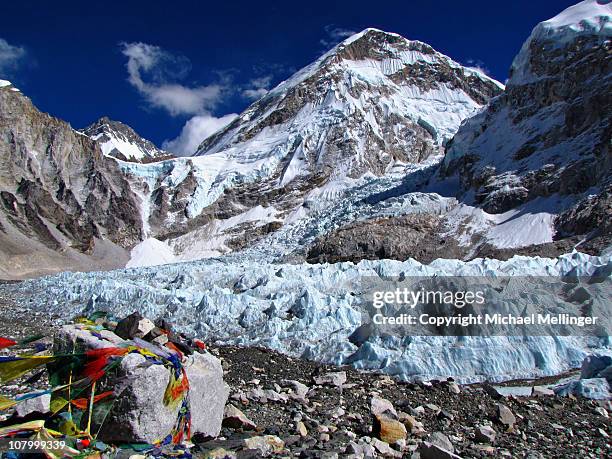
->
[0, 38, 26, 76]
[242, 75, 273, 101]
[162, 113, 238, 156]
[121, 42, 225, 116]
[320, 25, 357, 49]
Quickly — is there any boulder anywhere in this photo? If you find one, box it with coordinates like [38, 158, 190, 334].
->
[581, 353, 612, 383]
[495, 403, 516, 427]
[373, 414, 407, 444]
[223, 404, 257, 430]
[54, 324, 229, 444]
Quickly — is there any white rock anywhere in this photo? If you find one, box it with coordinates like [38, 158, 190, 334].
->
[16, 393, 51, 417]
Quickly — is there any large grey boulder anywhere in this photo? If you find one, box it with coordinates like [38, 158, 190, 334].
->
[54, 324, 229, 443]
[581, 353, 612, 383]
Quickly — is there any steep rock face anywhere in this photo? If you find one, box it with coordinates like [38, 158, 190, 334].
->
[441, 0, 611, 217]
[0, 83, 143, 278]
[81, 117, 174, 163]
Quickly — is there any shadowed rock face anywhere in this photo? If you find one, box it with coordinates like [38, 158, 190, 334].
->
[0, 84, 143, 278]
[441, 36, 611, 215]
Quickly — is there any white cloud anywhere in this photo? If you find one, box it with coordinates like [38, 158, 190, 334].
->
[0, 38, 26, 76]
[121, 42, 225, 116]
[465, 58, 491, 76]
[320, 26, 357, 49]
[162, 113, 238, 156]
[242, 75, 273, 101]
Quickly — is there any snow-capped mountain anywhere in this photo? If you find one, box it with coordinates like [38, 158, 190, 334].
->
[0, 4, 609, 277]
[81, 117, 173, 162]
[247, 1, 611, 266]
[440, 0, 611, 255]
[118, 29, 502, 262]
[196, 28, 501, 184]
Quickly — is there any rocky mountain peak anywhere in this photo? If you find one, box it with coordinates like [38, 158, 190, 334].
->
[194, 28, 503, 184]
[331, 28, 436, 62]
[81, 117, 172, 163]
[509, 0, 611, 85]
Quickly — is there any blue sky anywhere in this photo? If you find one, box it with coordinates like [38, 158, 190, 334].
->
[1, 0, 576, 154]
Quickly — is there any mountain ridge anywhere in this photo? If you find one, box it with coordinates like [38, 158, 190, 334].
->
[81, 116, 175, 163]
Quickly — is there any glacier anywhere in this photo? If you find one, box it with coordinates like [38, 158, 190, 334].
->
[5, 248, 610, 384]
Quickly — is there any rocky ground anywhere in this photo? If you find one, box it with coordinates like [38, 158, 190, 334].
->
[0, 292, 610, 458]
[196, 345, 611, 458]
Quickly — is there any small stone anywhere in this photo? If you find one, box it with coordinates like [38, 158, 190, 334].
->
[425, 403, 440, 413]
[372, 438, 402, 458]
[418, 442, 461, 459]
[448, 382, 461, 394]
[319, 433, 330, 442]
[243, 435, 285, 454]
[16, 393, 51, 418]
[203, 448, 237, 459]
[551, 423, 564, 430]
[598, 428, 609, 438]
[475, 425, 497, 443]
[496, 403, 516, 427]
[594, 407, 608, 418]
[399, 412, 425, 435]
[371, 396, 398, 418]
[426, 432, 454, 453]
[314, 371, 347, 387]
[282, 379, 309, 398]
[151, 334, 168, 345]
[114, 313, 155, 340]
[438, 410, 454, 421]
[223, 404, 256, 430]
[296, 421, 308, 437]
[483, 383, 504, 400]
[531, 386, 555, 397]
[472, 444, 496, 453]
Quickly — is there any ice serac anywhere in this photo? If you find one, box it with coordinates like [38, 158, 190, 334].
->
[4, 251, 611, 384]
[441, 0, 612, 253]
[0, 85, 143, 279]
[81, 117, 174, 163]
